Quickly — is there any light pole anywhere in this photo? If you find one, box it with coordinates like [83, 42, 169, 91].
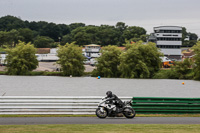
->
[58, 37, 61, 44]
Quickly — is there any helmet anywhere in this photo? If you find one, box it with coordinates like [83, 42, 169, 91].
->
[106, 91, 112, 97]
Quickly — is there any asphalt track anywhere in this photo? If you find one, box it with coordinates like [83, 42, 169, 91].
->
[0, 117, 200, 125]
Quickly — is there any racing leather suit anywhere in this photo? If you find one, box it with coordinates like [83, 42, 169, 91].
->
[105, 94, 123, 111]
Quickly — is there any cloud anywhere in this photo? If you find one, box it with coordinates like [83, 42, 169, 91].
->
[0, 0, 200, 36]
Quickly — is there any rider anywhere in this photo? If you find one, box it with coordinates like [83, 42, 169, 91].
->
[105, 91, 123, 112]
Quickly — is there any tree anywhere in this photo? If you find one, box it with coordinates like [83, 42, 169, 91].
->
[119, 41, 162, 78]
[116, 22, 127, 32]
[56, 43, 85, 76]
[192, 41, 200, 80]
[40, 22, 62, 41]
[18, 28, 34, 43]
[61, 34, 72, 45]
[182, 27, 187, 42]
[0, 15, 25, 31]
[115, 22, 127, 46]
[0, 31, 7, 47]
[94, 45, 122, 77]
[70, 26, 99, 46]
[0, 29, 32, 47]
[33, 36, 54, 48]
[58, 24, 70, 36]
[98, 25, 121, 46]
[6, 29, 23, 47]
[182, 27, 198, 47]
[5, 41, 38, 75]
[188, 33, 198, 40]
[69, 23, 85, 31]
[187, 32, 198, 47]
[122, 26, 146, 41]
[171, 58, 193, 79]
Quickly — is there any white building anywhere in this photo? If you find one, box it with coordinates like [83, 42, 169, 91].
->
[36, 54, 59, 62]
[0, 54, 6, 65]
[50, 48, 58, 54]
[84, 44, 101, 58]
[149, 26, 182, 60]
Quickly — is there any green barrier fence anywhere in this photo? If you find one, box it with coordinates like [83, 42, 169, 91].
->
[132, 97, 200, 114]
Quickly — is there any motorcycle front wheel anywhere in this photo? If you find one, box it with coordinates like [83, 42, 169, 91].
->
[123, 107, 136, 119]
[96, 107, 108, 119]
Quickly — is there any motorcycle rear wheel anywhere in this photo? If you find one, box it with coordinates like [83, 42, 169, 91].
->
[123, 107, 136, 119]
[96, 107, 108, 119]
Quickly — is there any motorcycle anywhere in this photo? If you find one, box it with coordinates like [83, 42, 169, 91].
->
[95, 98, 136, 119]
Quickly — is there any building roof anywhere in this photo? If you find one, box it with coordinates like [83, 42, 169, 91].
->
[82, 46, 126, 51]
[154, 26, 182, 30]
[85, 44, 100, 47]
[118, 47, 126, 51]
[154, 26, 182, 28]
[182, 49, 194, 57]
[37, 48, 50, 54]
[182, 52, 194, 57]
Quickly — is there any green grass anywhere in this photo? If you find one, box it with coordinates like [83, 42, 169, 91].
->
[0, 71, 63, 76]
[0, 70, 92, 76]
[0, 124, 200, 133]
[29, 71, 63, 76]
[0, 71, 7, 75]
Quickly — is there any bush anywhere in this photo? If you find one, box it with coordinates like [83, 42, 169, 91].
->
[153, 69, 179, 79]
[95, 45, 121, 78]
[5, 41, 38, 75]
[153, 68, 194, 79]
[172, 58, 194, 79]
[192, 41, 200, 80]
[56, 43, 85, 76]
[119, 41, 162, 78]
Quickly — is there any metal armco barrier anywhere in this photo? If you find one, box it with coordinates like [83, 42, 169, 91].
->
[132, 97, 200, 114]
[0, 96, 132, 115]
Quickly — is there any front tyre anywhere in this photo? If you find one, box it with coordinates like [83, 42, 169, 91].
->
[123, 107, 136, 119]
[96, 107, 108, 119]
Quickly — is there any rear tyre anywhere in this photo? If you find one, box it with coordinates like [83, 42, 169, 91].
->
[123, 107, 136, 119]
[96, 107, 108, 119]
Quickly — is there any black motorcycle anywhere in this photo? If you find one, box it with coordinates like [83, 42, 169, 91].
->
[95, 98, 136, 119]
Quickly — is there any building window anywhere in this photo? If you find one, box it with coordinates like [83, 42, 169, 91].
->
[157, 37, 181, 41]
[155, 30, 182, 33]
[157, 45, 181, 49]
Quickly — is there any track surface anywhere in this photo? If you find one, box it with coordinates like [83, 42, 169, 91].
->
[0, 117, 200, 125]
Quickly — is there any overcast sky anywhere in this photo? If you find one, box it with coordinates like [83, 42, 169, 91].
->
[0, 0, 200, 37]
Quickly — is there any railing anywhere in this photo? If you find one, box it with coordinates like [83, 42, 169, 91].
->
[85, 49, 100, 52]
[132, 97, 200, 114]
[1, 96, 199, 115]
[0, 96, 132, 115]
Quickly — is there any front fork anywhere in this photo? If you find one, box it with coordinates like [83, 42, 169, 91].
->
[100, 107, 104, 113]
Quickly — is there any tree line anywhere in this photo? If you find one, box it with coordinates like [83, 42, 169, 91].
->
[3, 41, 163, 78]
[4, 41, 200, 80]
[0, 15, 198, 48]
[0, 15, 146, 48]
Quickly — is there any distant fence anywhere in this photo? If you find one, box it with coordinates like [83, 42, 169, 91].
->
[0, 96, 132, 115]
[132, 97, 200, 114]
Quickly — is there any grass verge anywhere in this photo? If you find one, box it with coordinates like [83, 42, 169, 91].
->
[0, 71, 7, 75]
[0, 114, 200, 117]
[0, 124, 200, 133]
[0, 47, 5, 53]
[0, 71, 92, 76]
